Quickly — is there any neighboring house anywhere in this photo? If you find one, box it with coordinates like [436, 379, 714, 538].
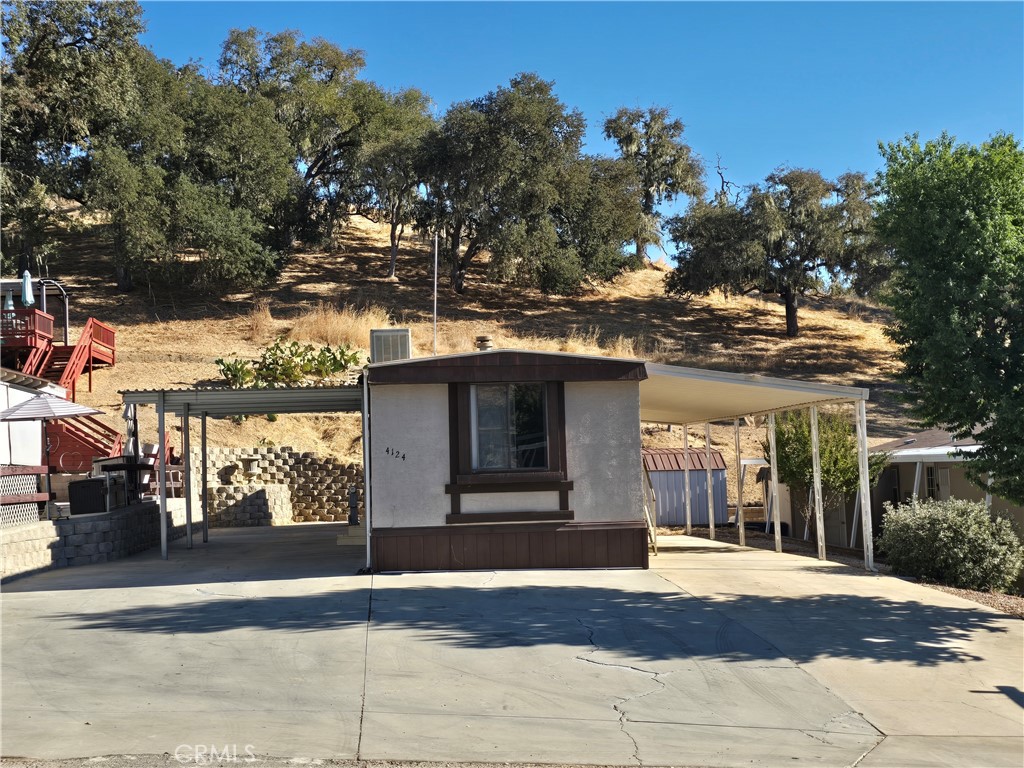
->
[869, 429, 1024, 535]
[0, 367, 65, 465]
[366, 350, 649, 571]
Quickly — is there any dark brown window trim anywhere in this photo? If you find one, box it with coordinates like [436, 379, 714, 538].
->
[446, 480, 573, 495]
[448, 381, 570, 515]
[445, 510, 575, 525]
[456, 471, 565, 484]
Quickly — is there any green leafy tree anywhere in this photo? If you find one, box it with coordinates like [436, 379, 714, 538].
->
[416, 73, 586, 293]
[547, 156, 646, 291]
[217, 28, 385, 241]
[603, 106, 705, 262]
[353, 88, 435, 277]
[667, 168, 879, 337]
[765, 409, 888, 539]
[877, 133, 1024, 503]
[1, 0, 144, 272]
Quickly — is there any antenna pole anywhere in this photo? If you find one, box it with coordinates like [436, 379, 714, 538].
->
[433, 233, 438, 356]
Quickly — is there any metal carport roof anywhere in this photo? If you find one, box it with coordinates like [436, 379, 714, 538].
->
[120, 385, 363, 416]
[640, 363, 868, 425]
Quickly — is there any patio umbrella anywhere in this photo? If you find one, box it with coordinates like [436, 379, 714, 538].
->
[0, 393, 103, 507]
[20, 270, 34, 307]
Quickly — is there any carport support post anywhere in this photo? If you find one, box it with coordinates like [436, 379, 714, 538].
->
[158, 392, 168, 560]
[182, 402, 193, 549]
[913, 461, 923, 498]
[855, 399, 875, 571]
[809, 406, 826, 561]
[768, 412, 782, 553]
[734, 418, 745, 547]
[705, 423, 715, 540]
[201, 411, 209, 543]
[682, 425, 692, 535]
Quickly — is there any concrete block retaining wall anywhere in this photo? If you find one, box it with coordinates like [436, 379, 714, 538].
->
[190, 447, 363, 525]
[0, 501, 188, 581]
[207, 484, 294, 527]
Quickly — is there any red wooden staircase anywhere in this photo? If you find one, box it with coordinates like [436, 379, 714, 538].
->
[45, 415, 124, 472]
[3, 309, 120, 470]
[37, 317, 117, 401]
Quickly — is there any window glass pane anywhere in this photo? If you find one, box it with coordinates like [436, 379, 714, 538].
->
[471, 383, 548, 471]
[476, 385, 508, 430]
[512, 384, 547, 469]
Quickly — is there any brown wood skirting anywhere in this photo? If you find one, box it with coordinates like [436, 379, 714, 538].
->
[370, 351, 647, 385]
[372, 520, 648, 572]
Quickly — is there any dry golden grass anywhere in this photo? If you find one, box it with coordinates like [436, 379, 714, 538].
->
[288, 302, 393, 349]
[51, 214, 907, 466]
[245, 299, 275, 342]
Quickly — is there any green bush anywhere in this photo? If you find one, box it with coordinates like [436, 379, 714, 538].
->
[878, 498, 1024, 592]
[216, 338, 362, 389]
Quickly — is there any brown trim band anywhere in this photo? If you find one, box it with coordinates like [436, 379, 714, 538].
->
[370, 351, 647, 385]
[445, 511, 574, 525]
[447, 479, 573, 494]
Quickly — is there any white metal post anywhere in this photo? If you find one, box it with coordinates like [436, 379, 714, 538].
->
[855, 399, 875, 571]
[682, 425, 692, 535]
[849, 489, 861, 549]
[809, 406, 826, 561]
[157, 392, 168, 560]
[362, 370, 372, 570]
[201, 411, 209, 543]
[768, 412, 782, 553]
[985, 473, 993, 510]
[734, 418, 745, 547]
[913, 461, 923, 498]
[433, 234, 438, 356]
[705, 423, 715, 540]
[182, 403, 192, 549]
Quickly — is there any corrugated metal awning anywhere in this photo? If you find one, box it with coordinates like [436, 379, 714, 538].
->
[640, 363, 868, 425]
[120, 385, 363, 416]
[642, 447, 727, 472]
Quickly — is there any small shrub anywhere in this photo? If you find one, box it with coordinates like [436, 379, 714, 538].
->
[216, 338, 362, 389]
[878, 497, 1024, 592]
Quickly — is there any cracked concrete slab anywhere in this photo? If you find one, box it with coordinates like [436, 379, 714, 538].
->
[3, 527, 1020, 768]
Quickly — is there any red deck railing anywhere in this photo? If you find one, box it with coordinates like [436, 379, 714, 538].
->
[0, 308, 54, 348]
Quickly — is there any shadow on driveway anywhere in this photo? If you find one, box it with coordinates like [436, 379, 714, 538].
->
[48, 583, 1009, 667]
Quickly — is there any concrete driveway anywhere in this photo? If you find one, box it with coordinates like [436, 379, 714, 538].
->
[2, 526, 1021, 767]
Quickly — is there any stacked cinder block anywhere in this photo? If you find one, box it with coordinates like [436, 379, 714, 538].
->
[206, 485, 292, 527]
[1, 502, 187, 581]
[190, 446, 364, 525]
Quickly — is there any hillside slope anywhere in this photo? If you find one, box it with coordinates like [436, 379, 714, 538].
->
[45, 216, 909, 465]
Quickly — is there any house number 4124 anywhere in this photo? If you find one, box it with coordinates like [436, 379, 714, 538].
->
[384, 447, 406, 461]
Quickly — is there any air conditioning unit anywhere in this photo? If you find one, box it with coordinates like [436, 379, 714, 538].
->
[370, 328, 412, 363]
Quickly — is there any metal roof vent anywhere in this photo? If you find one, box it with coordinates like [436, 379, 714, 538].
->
[370, 328, 412, 363]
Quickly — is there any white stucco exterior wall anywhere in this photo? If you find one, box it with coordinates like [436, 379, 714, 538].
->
[368, 378, 645, 528]
[368, 383, 450, 528]
[564, 381, 643, 522]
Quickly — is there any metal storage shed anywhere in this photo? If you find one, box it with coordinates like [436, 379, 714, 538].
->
[643, 448, 728, 526]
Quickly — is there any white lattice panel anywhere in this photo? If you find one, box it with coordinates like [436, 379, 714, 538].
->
[0, 474, 44, 528]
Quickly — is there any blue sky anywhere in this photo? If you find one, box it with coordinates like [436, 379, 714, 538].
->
[139, 1, 1023, 204]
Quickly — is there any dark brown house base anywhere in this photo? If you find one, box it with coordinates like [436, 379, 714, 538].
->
[371, 521, 649, 572]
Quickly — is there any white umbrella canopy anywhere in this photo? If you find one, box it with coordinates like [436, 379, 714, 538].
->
[0, 392, 101, 421]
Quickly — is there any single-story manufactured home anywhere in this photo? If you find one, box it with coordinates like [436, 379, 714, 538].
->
[118, 347, 879, 573]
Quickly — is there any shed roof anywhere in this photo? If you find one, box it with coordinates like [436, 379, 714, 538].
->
[642, 447, 727, 472]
